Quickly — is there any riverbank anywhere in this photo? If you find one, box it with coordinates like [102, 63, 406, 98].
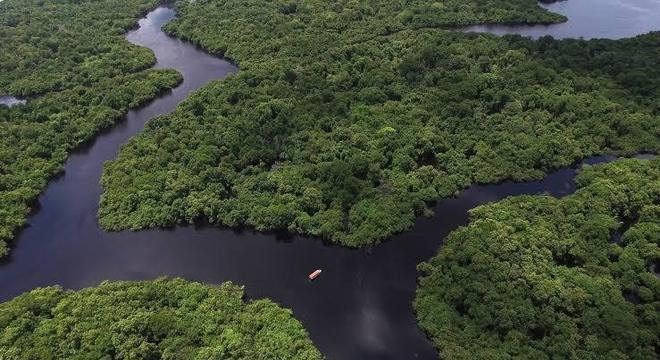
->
[1, 1, 658, 359]
[462, 0, 660, 39]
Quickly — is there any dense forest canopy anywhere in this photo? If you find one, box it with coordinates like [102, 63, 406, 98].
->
[415, 158, 659, 359]
[0, 278, 321, 359]
[99, 0, 659, 247]
[0, 1, 658, 359]
[0, 0, 182, 257]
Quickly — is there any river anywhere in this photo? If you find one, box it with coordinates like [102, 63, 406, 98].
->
[0, 3, 658, 360]
[463, 0, 660, 39]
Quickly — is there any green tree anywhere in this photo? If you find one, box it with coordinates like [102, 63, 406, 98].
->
[0, 278, 322, 360]
[415, 158, 659, 359]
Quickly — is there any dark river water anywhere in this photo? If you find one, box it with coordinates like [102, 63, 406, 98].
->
[463, 0, 660, 39]
[1, 4, 658, 360]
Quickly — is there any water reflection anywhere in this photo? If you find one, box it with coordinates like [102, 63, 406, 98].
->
[463, 0, 660, 39]
[0, 95, 26, 107]
[0, 3, 658, 360]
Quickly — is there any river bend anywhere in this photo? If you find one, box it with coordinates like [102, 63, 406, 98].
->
[1, 4, 658, 360]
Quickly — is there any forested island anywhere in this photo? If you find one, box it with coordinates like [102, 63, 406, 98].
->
[0, 0, 181, 257]
[0, 278, 321, 359]
[99, 0, 658, 246]
[415, 158, 659, 358]
[0, 0, 658, 358]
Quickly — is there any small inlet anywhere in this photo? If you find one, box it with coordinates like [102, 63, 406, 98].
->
[0, 95, 26, 108]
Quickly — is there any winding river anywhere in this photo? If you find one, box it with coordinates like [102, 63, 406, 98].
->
[1, 3, 659, 360]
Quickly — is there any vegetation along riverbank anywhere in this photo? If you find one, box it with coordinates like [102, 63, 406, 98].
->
[0, 278, 321, 359]
[0, 0, 182, 257]
[99, 0, 659, 246]
[0, 0, 658, 359]
[415, 158, 659, 359]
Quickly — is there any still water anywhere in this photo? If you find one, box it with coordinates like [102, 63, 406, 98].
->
[1, 3, 658, 360]
[0, 95, 25, 107]
[463, 0, 660, 39]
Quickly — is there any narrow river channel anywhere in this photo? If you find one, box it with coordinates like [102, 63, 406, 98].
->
[1, 3, 658, 360]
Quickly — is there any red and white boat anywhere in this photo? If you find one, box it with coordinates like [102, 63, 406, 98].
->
[308, 269, 322, 280]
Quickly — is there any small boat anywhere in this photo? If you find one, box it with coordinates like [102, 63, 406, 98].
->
[308, 269, 322, 280]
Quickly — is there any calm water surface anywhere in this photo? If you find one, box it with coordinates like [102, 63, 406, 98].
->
[464, 0, 660, 39]
[0, 95, 25, 107]
[1, 4, 658, 360]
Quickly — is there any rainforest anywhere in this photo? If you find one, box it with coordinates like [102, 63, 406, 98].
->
[0, 278, 321, 359]
[0, 0, 658, 359]
[416, 158, 659, 359]
[98, 0, 658, 247]
[0, 0, 181, 256]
